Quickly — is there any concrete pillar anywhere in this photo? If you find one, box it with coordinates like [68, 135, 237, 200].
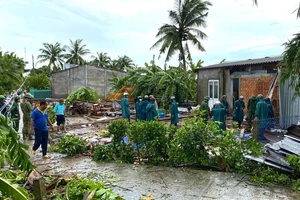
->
[33, 176, 46, 200]
[253, 117, 260, 141]
[223, 69, 232, 111]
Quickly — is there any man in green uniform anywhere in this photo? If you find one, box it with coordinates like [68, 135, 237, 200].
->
[200, 96, 210, 124]
[146, 98, 158, 121]
[233, 96, 245, 128]
[255, 94, 269, 141]
[11, 96, 21, 132]
[0, 95, 7, 116]
[121, 92, 130, 122]
[265, 97, 274, 130]
[211, 101, 227, 131]
[247, 95, 258, 128]
[135, 96, 142, 121]
[170, 96, 178, 126]
[219, 95, 228, 115]
[20, 94, 33, 140]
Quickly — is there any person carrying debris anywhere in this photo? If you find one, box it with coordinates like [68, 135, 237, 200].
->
[255, 94, 269, 141]
[54, 99, 67, 133]
[200, 96, 211, 124]
[31, 100, 54, 159]
[11, 96, 21, 132]
[233, 96, 245, 128]
[121, 92, 130, 122]
[135, 96, 142, 121]
[170, 96, 179, 126]
[265, 97, 275, 130]
[247, 95, 258, 128]
[219, 95, 228, 115]
[211, 101, 227, 131]
[21, 94, 33, 140]
[0, 95, 7, 116]
[146, 98, 158, 121]
[141, 95, 149, 121]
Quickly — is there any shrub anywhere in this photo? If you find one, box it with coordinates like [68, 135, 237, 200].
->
[58, 135, 87, 156]
[168, 117, 217, 166]
[92, 145, 113, 161]
[65, 87, 98, 104]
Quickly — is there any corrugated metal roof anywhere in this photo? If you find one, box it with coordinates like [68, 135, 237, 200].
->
[195, 56, 283, 71]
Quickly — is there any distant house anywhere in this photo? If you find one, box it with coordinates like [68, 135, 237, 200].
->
[195, 56, 282, 115]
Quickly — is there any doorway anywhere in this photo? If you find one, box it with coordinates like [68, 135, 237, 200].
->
[208, 80, 219, 109]
[231, 78, 239, 106]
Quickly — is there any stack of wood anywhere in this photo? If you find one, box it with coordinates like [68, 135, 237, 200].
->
[105, 86, 135, 102]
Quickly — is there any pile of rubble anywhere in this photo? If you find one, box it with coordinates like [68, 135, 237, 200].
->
[246, 124, 300, 172]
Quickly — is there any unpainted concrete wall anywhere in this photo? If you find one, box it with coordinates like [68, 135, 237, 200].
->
[196, 67, 226, 103]
[51, 65, 127, 98]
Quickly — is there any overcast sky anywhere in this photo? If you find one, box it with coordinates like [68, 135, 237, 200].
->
[0, 0, 300, 69]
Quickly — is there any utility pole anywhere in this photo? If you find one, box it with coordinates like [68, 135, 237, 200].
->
[32, 54, 34, 69]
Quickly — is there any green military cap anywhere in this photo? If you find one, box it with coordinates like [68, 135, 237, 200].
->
[204, 96, 210, 100]
[24, 94, 32, 98]
[0, 95, 5, 99]
[15, 96, 20, 100]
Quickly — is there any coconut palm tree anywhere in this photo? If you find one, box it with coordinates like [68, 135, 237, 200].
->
[37, 42, 65, 72]
[64, 39, 90, 65]
[116, 55, 135, 70]
[90, 52, 111, 67]
[151, 0, 211, 71]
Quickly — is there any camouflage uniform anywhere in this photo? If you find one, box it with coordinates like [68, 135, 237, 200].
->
[20, 97, 33, 139]
[10, 101, 20, 132]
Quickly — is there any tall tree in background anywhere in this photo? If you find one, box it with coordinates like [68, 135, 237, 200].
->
[0, 51, 26, 93]
[90, 52, 111, 67]
[37, 42, 65, 72]
[151, 0, 211, 70]
[116, 55, 135, 70]
[64, 39, 90, 65]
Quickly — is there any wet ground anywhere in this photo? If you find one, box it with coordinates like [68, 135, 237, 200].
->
[24, 138, 300, 200]
[18, 112, 300, 200]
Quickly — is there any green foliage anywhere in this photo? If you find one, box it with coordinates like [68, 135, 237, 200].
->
[150, 0, 211, 70]
[280, 32, 300, 101]
[37, 42, 65, 72]
[47, 105, 56, 124]
[109, 73, 130, 92]
[92, 145, 113, 161]
[25, 73, 50, 89]
[52, 177, 124, 200]
[286, 155, 300, 177]
[0, 114, 35, 172]
[107, 119, 129, 147]
[212, 131, 262, 173]
[106, 119, 135, 163]
[168, 117, 217, 166]
[250, 167, 290, 185]
[0, 50, 26, 94]
[292, 179, 300, 191]
[0, 170, 33, 199]
[57, 135, 87, 156]
[64, 39, 90, 65]
[66, 87, 98, 104]
[128, 121, 176, 164]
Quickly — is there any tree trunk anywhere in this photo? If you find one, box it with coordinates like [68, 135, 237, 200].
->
[179, 41, 186, 71]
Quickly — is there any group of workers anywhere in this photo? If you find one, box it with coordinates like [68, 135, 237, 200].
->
[199, 94, 274, 140]
[0, 91, 67, 158]
[121, 93, 179, 126]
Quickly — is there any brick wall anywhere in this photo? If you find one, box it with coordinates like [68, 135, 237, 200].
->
[240, 74, 278, 114]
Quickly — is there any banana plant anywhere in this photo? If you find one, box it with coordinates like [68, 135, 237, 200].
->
[0, 114, 35, 172]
